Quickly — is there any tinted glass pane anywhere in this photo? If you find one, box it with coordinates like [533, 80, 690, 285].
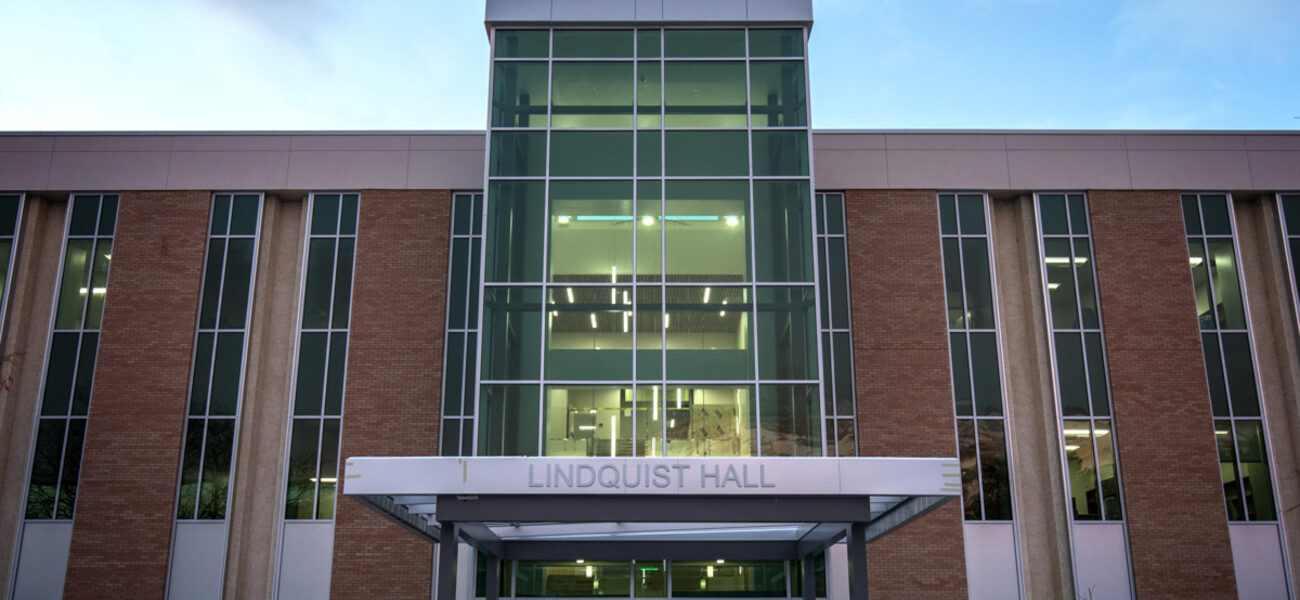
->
[311, 195, 340, 235]
[340, 194, 358, 235]
[1044, 239, 1079, 329]
[55, 239, 93, 329]
[197, 419, 235, 519]
[637, 61, 661, 128]
[1200, 194, 1232, 235]
[70, 332, 97, 416]
[1207, 239, 1245, 329]
[1084, 333, 1110, 416]
[665, 386, 755, 457]
[83, 240, 112, 329]
[756, 287, 816, 380]
[0, 241, 10, 300]
[492, 62, 549, 128]
[295, 332, 327, 415]
[448, 239, 469, 330]
[664, 62, 746, 127]
[637, 29, 660, 57]
[1039, 195, 1068, 235]
[485, 181, 545, 282]
[177, 420, 203, 519]
[825, 193, 844, 235]
[479, 385, 540, 456]
[664, 131, 748, 176]
[949, 333, 972, 416]
[0, 194, 21, 236]
[1182, 195, 1203, 235]
[218, 238, 254, 329]
[942, 239, 964, 328]
[551, 132, 633, 177]
[635, 386, 664, 457]
[827, 238, 850, 329]
[302, 238, 336, 328]
[441, 419, 461, 457]
[1189, 241, 1215, 329]
[481, 287, 543, 380]
[665, 287, 753, 380]
[68, 196, 99, 236]
[831, 333, 853, 416]
[1067, 194, 1089, 235]
[759, 385, 821, 456]
[978, 420, 1012, 520]
[1094, 418, 1121, 520]
[208, 332, 244, 416]
[962, 238, 994, 329]
[25, 420, 65, 519]
[331, 238, 354, 329]
[753, 181, 812, 282]
[199, 239, 225, 330]
[970, 332, 1002, 417]
[190, 332, 215, 415]
[1071, 241, 1098, 329]
[552, 62, 633, 128]
[1055, 333, 1089, 416]
[495, 30, 548, 58]
[323, 332, 347, 415]
[637, 132, 661, 176]
[542, 386, 634, 457]
[636, 181, 662, 282]
[554, 29, 632, 58]
[956, 419, 980, 519]
[316, 419, 340, 519]
[664, 29, 745, 57]
[517, 561, 631, 597]
[1215, 419, 1246, 520]
[53, 419, 85, 519]
[545, 287, 634, 381]
[635, 286, 662, 380]
[548, 181, 633, 282]
[750, 61, 806, 127]
[938, 195, 957, 235]
[1283, 195, 1300, 235]
[664, 181, 749, 282]
[749, 29, 803, 57]
[443, 333, 466, 417]
[229, 194, 259, 235]
[97, 195, 118, 235]
[1235, 420, 1276, 520]
[1064, 419, 1100, 519]
[1202, 333, 1230, 416]
[489, 132, 546, 177]
[752, 130, 809, 176]
[41, 333, 79, 416]
[835, 418, 856, 457]
[957, 194, 986, 235]
[284, 419, 319, 519]
[817, 241, 829, 328]
[210, 195, 231, 235]
[1222, 333, 1260, 417]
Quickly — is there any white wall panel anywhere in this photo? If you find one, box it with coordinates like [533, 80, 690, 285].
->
[964, 522, 1020, 599]
[166, 522, 226, 600]
[1229, 523, 1290, 600]
[276, 522, 334, 600]
[1073, 523, 1132, 600]
[12, 522, 73, 600]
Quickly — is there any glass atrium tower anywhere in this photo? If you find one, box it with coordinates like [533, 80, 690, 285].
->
[469, 12, 827, 460]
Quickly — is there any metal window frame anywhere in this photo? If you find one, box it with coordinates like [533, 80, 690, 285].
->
[0, 192, 26, 348]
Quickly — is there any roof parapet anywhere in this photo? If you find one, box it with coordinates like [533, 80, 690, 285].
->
[485, 0, 813, 30]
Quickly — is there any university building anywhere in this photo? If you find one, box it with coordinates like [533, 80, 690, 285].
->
[3, 1, 1300, 598]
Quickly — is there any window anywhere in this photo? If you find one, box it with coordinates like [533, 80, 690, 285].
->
[1036, 193, 1123, 521]
[815, 192, 856, 457]
[1184, 193, 1278, 521]
[283, 193, 358, 520]
[940, 193, 1012, 521]
[441, 192, 483, 456]
[0, 194, 23, 343]
[25, 193, 117, 520]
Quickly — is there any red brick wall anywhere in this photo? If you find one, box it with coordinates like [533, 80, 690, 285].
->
[330, 190, 449, 599]
[63, 191, 210, 599]
[1089, 190, 1237, 598]
[845, 189, 968, 598]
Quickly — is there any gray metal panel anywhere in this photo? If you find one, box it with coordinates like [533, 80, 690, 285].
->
[746, 0, 814, 21]
[1003, 133, 1128, 151]
[1128, 149, 1254, 189]
[1246, 136, 1300, 151]
[285, 150, 410, 189]
[52, 135, 174, 152]
[812, 149, 888, 189]
[1228, 523, 1290, 600]
[289, 134, 411, 151]
[1006, 150, 1133, 190]
[0, 136, 55, 151]
[662, 0, 748, 22]
[886, 149, 1011, 189]
[0, 151, 53, 189]
[501, 540, 801, 560]
[963, 523, 1020, 600]
[485, 0, 551, 22]
[12, 522, 72, 600]
[1072, 523, 1133, 600]
[410, 134, 485, 151]
[170, 135, 293, 151]
[551, 0, 637, 21]
[434, 494, 876, 523]
[166, 522, 226, 600]
[636, 0, 664, 21]
[408, 150, 487, 189]
[887, 133, 1007, 150]
[277, 522, 335, 600]
[812, 133, 887, 150]
[1248, 151, 1300, 189]
[165, 150, 291, 190]
[47, 150, 171, 189]
[1125, 134, 1248, 151]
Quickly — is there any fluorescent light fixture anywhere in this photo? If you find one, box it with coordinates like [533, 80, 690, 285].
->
[308, 477, 338, 483]
[716, 559, 725, 564]
[611, 266, 618, 283]
[586, 565, 594, 578]
[1062, 428, 1091, 436]
[576, 559, 585, 564]
[578, 425, 596, 431]
[589, 409, 597, 414]
[567, 287, 575, 303]
[577, 215, 634, 221]
[79, 288, 107, 295]
[666, 215, 718, 221]
[703, 287, 711, 303]
[1064, 445, 1080, 451]
[623, 311, 630, 333]
[641, 215, 656, 226]
[611, 287, 617, 305]
[557, 215, 572, 224]
[707, 566, 715, 577]
[1214, 430, 1229, 435]
[664, 313, 670, 329]
[676, 388, 682, 409]
[623, 291, 630, 305]
[1190, 256, 1204, 266]
[590, 313, 598, 329]
[652, 386, 659, 421]
[1048, 282, 1061, 290]
[1044, 257, 1088, 264]
[1094, 429, 1109, 436]
[724, 216, 739, 227]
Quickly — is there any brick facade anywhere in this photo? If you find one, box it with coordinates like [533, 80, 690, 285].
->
[845, 189, 969, 598]
[329, 190, 450, 599]
[1089, 190, 1237, 598]
[62, 191, 210, 599]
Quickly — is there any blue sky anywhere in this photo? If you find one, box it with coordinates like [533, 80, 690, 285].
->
[1, 0, 1297, 131]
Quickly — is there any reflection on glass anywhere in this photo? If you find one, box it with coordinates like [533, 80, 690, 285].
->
[495, 30, 548, 58]
[489, 131, 546, 177]
[749, 61, 806, 127]
[482, 287, 542, 380]
[1189, 240, 1215, 328]
[961, 238, 994, 329]
[664, 62, 746, 127]
[756, 287, 816, 380]
[551, 132, 633, 176]
[957, 420, 980, 519]
[1235, 420, 1277, 521]
[1044, 239, 1079, 329]
[479, 385, 540, 456]
[671, 561, 785, 598]
[1216, 420, 1246, 520]
[552, 62, 633, 128]
[942, 239, 964, 328]
[1064, 419, 1100, 519]
[753, 180, 812, 282]
[1222, 333, 1260, 417]
[1206, 239, 1245, 329]
[759, 384, 821, 456]
[554, 30, 633, 58]
[516, 561, 631, 597]
[1054, 333, 1088, 416]
[1094, 418, 1120, 520]
[1039, 194, 1069, 235]
[493, 62, 548, 127]
[637, 61, 661, 128]
[665, 386, 755, 457]
[544, 386, 634, 457]
[748, 29, 804, 57]
[664, 29, 746, 57]
[978, 420, 1012, 520]
[1073, 239, 1098, 329]
[486, 181, 545, 282]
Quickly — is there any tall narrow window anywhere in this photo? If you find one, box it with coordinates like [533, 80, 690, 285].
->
[0, 194, 23, 342]
[940, 193, 1012, 521]
[815, 192, 856, 457]
[284, 193, 358, 520]
[1036, 193, 1124, 521]
[1184, 193, 1278, 521]
[175, 194, 262, 520]
[24, 193, 117, 520]
[1279, 194, 1300, 333]
[441, 192, 483, 457]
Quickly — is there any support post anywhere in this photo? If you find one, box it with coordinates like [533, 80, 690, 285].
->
[848, 522, 869, 600]
[802, 553, 818, 600]
[436, 522, 459, 600]
[484, 554, 501, 600]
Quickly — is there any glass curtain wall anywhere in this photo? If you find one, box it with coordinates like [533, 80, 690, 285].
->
[476, 558, 826, 598]
[1034, 193, 1125, 522]
[1183, 193, 1279, 522]
[441, 192, 484, 457]
[283, 193, 359, 520]
[175, 194, 262, 521]
[939, 193, 1012, 521]
[0, 194, 23, 343]
[480, 27, 822, 458]
[814, 192, 856, 457]
[24, 193, 118, 520]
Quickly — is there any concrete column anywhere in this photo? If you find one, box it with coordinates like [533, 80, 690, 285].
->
[989, 193, 1075, 599]
[435, 524, 458, 600]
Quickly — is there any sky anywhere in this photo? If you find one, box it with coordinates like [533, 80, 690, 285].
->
[0, 0, 1297, 132]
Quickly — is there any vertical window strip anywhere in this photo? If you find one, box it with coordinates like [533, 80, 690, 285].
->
[815, 192, 856, 457]
[24, 193, 118, 520]
[176, 193, 262, 521]
[1279, 194, 1300, 334]
[441, 192, 484, 457]
[284, 193, 358, 520]
[1035, 192, 1125, 522]
[939, 193, 1012, 521]
[0, 193, 23, 344]
[1183, 192, 1278, 522]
